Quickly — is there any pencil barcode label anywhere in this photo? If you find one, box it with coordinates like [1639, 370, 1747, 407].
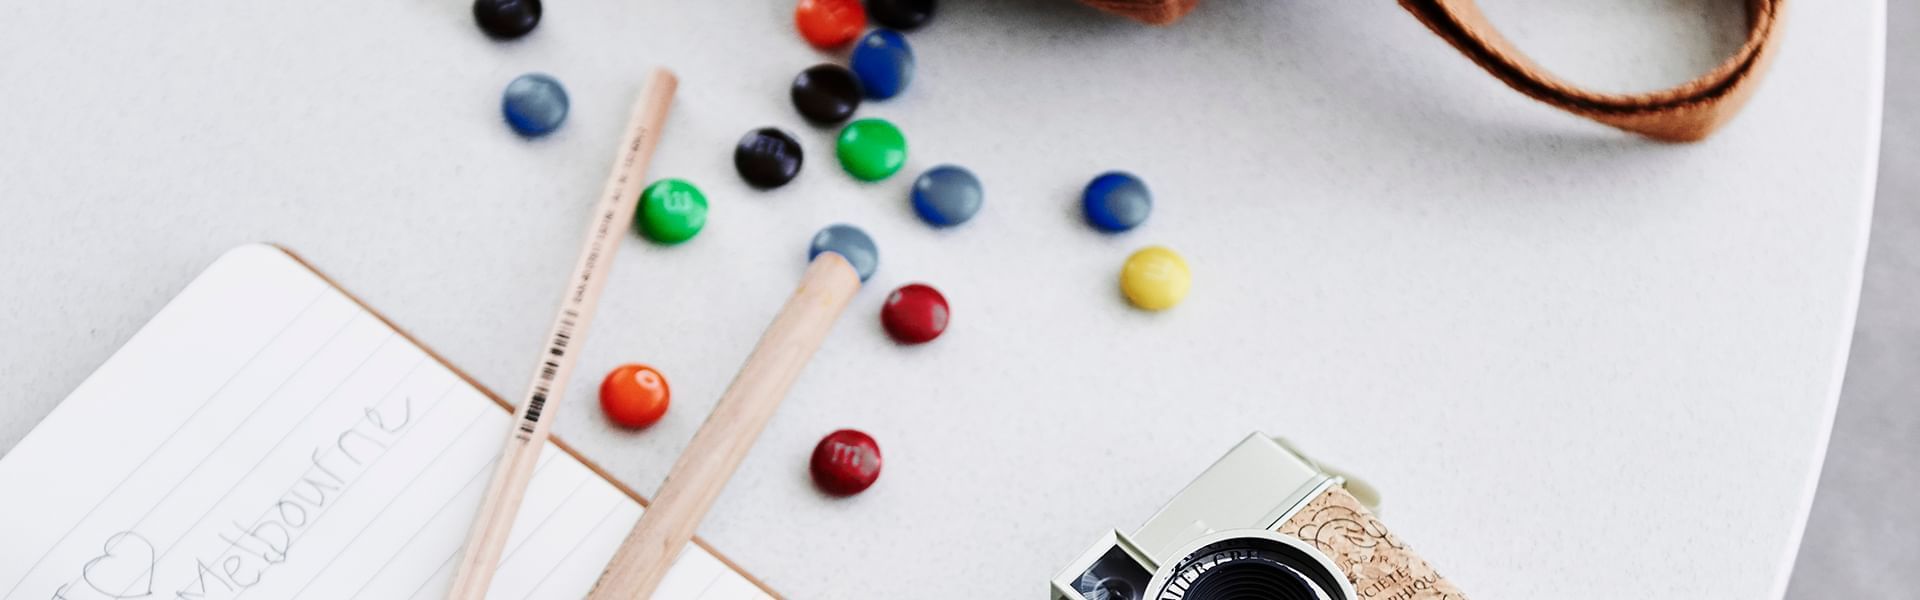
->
[518, 312, 578, 437]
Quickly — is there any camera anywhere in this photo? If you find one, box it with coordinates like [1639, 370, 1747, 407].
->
[1050, 434, 1466, 600]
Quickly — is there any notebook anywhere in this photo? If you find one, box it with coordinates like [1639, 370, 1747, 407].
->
[0, 244, 776, 600]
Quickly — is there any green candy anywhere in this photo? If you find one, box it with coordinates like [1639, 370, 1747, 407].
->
[635, 179, 708, 244]
[835, 118, 907, 182]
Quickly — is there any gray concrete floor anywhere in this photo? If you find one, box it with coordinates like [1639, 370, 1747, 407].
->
[1784, 1, 1918, 597]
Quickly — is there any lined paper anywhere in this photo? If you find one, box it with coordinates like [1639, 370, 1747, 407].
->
[0, 245, 770, 600]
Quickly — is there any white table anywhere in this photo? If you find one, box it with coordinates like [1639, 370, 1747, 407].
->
[0, 0, 1883, 598]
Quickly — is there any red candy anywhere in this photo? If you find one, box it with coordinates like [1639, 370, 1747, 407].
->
[810, 429, 882, 496]
[794, 0, 865, 49]
[880, 283, 949, 344]
[600, 364, 670, 429]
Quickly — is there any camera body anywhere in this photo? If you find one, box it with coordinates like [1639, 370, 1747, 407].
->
[1050, 434, 1465, 600]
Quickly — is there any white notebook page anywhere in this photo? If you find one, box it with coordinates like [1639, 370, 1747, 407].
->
[0, 245, 772, 600]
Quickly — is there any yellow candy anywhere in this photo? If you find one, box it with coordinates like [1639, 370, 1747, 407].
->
[1120, 246, 1190, 311]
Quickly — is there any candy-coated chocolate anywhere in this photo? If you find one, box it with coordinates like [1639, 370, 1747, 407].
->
[849, 30, 913, 100]
[794, 0, 865, 49]
[835, 118, 907, 182]
[810, 429, 882, 495]
[501, 73, 568, 138]
[791, 64, 864, 125]
[472, 0, 541, 39]
[809, 224, 879, 282]
[867, 0, 935, 31]
[600, 364, 670, 428]
[1121, 246, 1190, 311]
[881, 283, 948, 344]
[910, 165, 981, 227]
[1082, 171, 1152, 232]
[636, 179, 708, 244]
[734, 128, 804, 189]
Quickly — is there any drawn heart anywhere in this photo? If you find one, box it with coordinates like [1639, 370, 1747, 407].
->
[81, 531, 155, 598]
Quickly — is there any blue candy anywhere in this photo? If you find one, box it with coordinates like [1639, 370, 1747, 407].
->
[502, 73, 569, 137]
[809, 224, 879, 282]
[911, 165, 982, 227]
[849, 30, 913, 100]
[1082, 171, 1151, 233]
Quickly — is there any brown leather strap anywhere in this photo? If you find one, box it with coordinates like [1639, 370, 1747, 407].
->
[1080, 0, 1201, 25]
[1399, 0, 1785, 141]
[1083, 0, 1784, 142]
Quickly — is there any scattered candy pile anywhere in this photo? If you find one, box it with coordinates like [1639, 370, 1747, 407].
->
[477, 0, 1191, 497]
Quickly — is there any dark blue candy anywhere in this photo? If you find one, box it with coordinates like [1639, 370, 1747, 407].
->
[1082, 171, 1151, 233]
[911, 165, 982, 227]
[849, 30, 913, 100]
[502, 73, 568, 138]
[809, 224, 879, 282]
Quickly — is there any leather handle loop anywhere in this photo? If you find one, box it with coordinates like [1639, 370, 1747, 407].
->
[1399, 0, 1786, 141]
[1081, 0, 1202, 25]
[1079, 0, 1784, 141]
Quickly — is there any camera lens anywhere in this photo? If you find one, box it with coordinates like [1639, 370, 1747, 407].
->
[1091, 577, 1138, 600]
[1149, 534, 1349, 600]
[1073, 545, 1152, 600]
[1182, 560, 1325, 600]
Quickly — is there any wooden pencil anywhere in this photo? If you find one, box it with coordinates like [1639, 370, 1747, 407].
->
[587, 252, 862, 599]
[445, 67, 678, 600]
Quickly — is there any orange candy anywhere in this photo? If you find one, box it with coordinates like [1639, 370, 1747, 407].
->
[794, 0, 865, 49]
[600, 364, 670, 429]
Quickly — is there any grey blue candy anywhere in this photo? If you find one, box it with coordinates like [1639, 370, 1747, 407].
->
[502, 73, 568, 138]
[910, 165, 982, 227]
[808, 224, 878, 282]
